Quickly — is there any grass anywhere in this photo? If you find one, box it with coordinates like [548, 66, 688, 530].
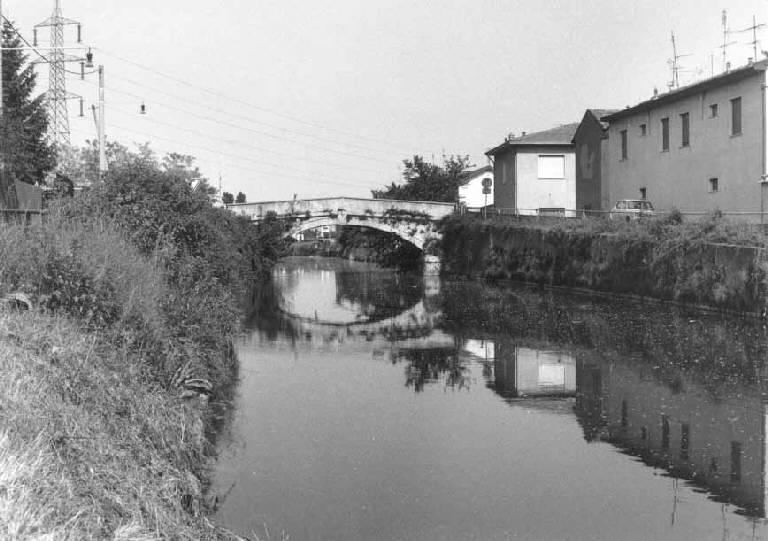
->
[0, 310, 249, 540]
[0, 213, 253, 539]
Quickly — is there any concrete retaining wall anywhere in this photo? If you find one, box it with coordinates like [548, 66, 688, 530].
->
[441, 221, 767, 313]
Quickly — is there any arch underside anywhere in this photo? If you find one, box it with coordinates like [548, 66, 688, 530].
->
[288, 217, 429, 250]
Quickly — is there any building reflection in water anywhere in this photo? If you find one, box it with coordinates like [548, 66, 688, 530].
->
[575, 354, 768, 518]
[491, 340, 577, 399]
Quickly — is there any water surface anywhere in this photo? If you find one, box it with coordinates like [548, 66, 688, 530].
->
[213, 256, 768, 541]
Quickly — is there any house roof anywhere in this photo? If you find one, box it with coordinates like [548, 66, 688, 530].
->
[602, 59, 768, 122]
[459, 165, 492, 183]
[486, 123, 579, 156]
[587, 108, 620, 130]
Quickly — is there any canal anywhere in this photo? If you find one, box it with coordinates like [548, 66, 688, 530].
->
[213, 256, 768, 541]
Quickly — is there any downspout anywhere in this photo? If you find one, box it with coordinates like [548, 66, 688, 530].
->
[762, 77, 767, 224]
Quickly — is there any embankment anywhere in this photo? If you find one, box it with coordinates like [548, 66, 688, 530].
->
[0, 156, 282, 539]
[441, 213, 768, 314]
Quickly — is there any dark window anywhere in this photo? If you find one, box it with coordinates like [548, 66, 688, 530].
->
[680, 424, 690, 460]
[681, 113, 690, 147]
[710, 103, 718, 118]
[731, 441, 742, 483]
[620, 130, 628, 159]
[639, 187, 647, 200]
[621, 400, 628, 429]
[709, 178, 718, 193]
[661, 118, 670, 150]
[731, 97, 742, 135]
[661, 415, 670, 450]
[639, 124, 647, 136]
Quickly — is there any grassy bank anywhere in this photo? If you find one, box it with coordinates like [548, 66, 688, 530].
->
[441, 212, 768, 313]
[0, 152, 282, 539]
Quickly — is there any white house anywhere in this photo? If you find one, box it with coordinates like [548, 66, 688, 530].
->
[458, 166, 494, 209]
[486, 124, 579, 216]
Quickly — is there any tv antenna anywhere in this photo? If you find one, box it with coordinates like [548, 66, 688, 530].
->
[719, 9, 737, 71]
[668, 31, 691, 89]
[734, 14, 766, 61]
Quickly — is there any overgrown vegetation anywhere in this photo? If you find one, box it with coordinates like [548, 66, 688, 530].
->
[441, 211, 768, 313]
[0, 144, 283, 539]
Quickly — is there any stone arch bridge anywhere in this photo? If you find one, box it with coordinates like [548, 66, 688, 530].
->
[228, 197, 455, 271]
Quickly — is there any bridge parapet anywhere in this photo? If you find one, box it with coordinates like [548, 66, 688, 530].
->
[228, 197, 455, 222]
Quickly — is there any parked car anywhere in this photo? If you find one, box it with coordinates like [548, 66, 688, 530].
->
[609, 199, 655, 220]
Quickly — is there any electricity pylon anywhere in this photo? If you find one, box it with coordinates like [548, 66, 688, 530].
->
[34, 0, 84, 147]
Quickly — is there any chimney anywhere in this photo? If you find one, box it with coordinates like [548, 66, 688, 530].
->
[521, 131, 526, 137]
[652, 87, 659, 98]
[726, 61, 731, 71]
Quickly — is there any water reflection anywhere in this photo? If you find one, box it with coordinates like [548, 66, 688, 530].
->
[491, 343, 576, 398]
[217, 258, 768, 539]
[575, 353, 768, 517]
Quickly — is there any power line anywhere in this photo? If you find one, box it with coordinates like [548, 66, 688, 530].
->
[96, 47, 416, 155]
[106, 120, 383, 190]
[72, 75, 397, 166]
[104, 101, 384, 175]
[104, 70, 406, 160]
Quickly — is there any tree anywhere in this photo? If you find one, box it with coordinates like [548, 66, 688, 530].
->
[221, 192, 234, 205]
[372, 155, 472, 203]
[0, 20, 55, 206]
[235, 191, 246, 203]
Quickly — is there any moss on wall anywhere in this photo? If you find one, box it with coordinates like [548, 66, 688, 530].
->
[441, 216, 768, 313]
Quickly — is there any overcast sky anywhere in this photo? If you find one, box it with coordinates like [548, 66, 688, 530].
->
[5, 1, 768, 201]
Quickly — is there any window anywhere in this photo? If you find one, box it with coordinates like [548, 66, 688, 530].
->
[710, 103, 718, 118]
[680, 112, 690, 147]
[661, 415, 670, 450]
[661, 118, 670, 151]
[501, 160, 507, 185]
[731, 441, 742, 483]
[639, 187, 647, 200]
[621, 400, 628, 429]
[709, 177, 718, 193]
[680, 424, 690, 460]
[538, 155, 565, 179]
[639, 124, 647, 136]
[620, 130, 628, 159]
[731, 97, 742, 135]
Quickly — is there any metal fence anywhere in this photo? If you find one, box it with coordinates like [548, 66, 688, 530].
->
[459, 206, 768, 225]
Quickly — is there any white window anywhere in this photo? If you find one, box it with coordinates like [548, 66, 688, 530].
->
[538, 155, 565, 179]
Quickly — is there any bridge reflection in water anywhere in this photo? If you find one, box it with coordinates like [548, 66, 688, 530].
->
[250, 258, 768, 523]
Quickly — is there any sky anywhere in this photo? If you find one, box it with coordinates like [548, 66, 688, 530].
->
[4, 0, 768, 202]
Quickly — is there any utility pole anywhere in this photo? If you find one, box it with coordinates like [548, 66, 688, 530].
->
[98, 64, 106, 176]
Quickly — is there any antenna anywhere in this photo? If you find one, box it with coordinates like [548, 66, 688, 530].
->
[719, 10, 737, 71]
[734, 14, 766, 62]
[668, 31, 691, 89]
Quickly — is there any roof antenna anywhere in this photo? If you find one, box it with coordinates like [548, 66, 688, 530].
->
[668, 31, 690, 89]
[720, 10, 737, 72]
[735, 14, 766, 64]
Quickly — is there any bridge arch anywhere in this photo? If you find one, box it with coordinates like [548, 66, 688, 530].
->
[289, 216, 430, 250]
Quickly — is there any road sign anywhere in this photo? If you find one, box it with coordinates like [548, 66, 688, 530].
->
[482, 177, 492, 188]
[482, 186, 491, 194]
